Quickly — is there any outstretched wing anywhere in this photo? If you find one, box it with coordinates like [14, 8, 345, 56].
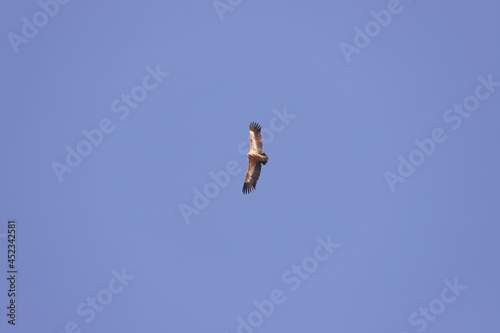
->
[249, 122, 264, 154]
[242, 160, 262, 194]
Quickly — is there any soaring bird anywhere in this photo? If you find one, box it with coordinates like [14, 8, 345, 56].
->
[243, 122, 268, 194]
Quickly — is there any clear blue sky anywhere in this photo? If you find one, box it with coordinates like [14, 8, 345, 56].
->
[1, 0, 499, 332]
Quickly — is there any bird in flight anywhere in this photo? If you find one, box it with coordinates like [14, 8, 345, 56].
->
[243, 122, 269, 194]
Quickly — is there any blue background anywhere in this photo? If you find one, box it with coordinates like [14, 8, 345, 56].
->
[1, 0, 499, 332]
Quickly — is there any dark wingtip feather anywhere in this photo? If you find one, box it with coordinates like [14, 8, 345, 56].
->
[242, 182, 255, 194]
[249, 122, 262, 132]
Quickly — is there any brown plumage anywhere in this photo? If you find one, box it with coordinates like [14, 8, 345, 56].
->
[243, 122, 269, 194]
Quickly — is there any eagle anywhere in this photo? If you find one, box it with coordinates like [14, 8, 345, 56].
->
[243, 122, 269, 194]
